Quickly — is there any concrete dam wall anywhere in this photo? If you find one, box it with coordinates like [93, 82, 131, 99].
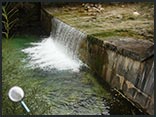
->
[41, 8, 154, 115]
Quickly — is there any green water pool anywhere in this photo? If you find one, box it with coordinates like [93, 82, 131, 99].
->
[2, 36, 145, 115]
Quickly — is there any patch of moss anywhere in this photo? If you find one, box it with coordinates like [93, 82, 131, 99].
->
[92, 29, 144, 40]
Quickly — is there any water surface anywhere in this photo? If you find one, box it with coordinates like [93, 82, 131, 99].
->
[2, 36, 145, 115]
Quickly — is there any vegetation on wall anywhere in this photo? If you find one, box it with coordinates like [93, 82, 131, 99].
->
[2, 2, 42, 37]
[2, 3, 19, 39]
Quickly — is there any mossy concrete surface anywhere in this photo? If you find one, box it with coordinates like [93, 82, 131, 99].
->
[43, 3, 154, 42]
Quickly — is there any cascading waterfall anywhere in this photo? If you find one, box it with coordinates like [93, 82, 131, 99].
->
[51, 18, 86, 59]
[22, 18, 86, 72]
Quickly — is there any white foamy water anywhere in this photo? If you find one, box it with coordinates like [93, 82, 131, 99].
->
[22, 37, 84, 72]
[22, 18, 87, 72]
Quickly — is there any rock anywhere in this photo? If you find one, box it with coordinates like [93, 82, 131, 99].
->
[116, 14, 123, 19]
[121, 5, 125, 8]
[99, 7, 104, 11]
[82, 3, 103, 14]
[92, 7, 98, 11]
[133, 11, 140, 17]
[88, 8, 93, 12]
[82, 3, 85, 7]
[90, 3, 94, 7]
[94, 4, 98, 8]
[87, 5, 91, 9]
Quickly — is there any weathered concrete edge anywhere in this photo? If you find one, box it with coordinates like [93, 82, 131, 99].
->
[87, 35, 154, 62]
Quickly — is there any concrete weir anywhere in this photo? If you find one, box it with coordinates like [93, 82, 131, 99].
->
[41, 8, 154, 115]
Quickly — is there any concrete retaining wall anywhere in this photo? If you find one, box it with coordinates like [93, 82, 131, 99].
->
[79, 36, 154, 114]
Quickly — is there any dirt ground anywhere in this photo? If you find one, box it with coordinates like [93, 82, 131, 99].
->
[44, 3, 154, 42]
